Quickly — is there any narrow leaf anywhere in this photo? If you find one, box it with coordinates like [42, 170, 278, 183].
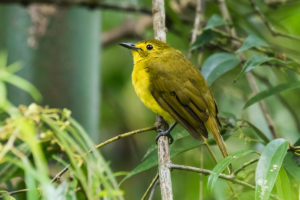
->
[25, 161, 39, 200]
[244, 81, 300, 108]
[204, 14, 226, 30]
[255, 138, 289, 200]
[236, 34, 269, 53]
[234, 54, 288, 81]
[237, 55, 274, 79]
[202, 53, 240, 85]
[3, 75, 42, 102]
[7, 62, 22, 74]
[208, 150, 254, 190]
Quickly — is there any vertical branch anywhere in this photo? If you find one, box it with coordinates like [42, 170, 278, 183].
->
[152, 0, 173, 199]
[152, 0, 166, 42]
[217, 0, 279, 138]
[217, 0, 237, 38]
[188, 0, 205, 59]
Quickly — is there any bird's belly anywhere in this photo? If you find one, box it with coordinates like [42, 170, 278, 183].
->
[132, 67, 173, 123]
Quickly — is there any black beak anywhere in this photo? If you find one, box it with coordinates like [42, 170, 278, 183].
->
[119, 42, 140, 50]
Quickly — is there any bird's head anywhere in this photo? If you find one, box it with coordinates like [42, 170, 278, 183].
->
[120, 39, 171, 63]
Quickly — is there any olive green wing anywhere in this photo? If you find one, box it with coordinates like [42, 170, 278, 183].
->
[148, 53, 216, 139]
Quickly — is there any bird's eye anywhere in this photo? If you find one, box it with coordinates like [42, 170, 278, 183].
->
[146, 44, 153, 50]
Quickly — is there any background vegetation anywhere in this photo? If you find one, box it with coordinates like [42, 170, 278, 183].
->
[0, 0, 300, 199]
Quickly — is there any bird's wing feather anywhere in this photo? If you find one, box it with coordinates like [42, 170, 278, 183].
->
[148, 52, 218, 138]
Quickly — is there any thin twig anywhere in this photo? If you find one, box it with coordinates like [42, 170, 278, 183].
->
[234, 158, 259, 175]
[200, 134, 218, 164]
[141, 173, 159, 200]
[248, 0, 300, 41]
[0, 0, 152, 15]
[148, 178, 159, 200]
[168, 163, 253, 189]
[51, 165, 70, 183]
[217, 0, 279, 139]
[93, 126, 156, 150]
[167, 163, 279, 199]
[6, 188, 29, 196]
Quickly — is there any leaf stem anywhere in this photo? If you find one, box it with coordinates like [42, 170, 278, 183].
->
[234, 158, 259, 175]
[141, 173, 159, 200]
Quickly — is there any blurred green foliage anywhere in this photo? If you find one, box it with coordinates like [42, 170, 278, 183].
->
[0, 54, 122, 199]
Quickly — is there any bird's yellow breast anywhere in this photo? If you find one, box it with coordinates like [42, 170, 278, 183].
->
[132, 62, 173, 123]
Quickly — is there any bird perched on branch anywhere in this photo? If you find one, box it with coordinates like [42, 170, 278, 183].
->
[120, 39, 229, 159]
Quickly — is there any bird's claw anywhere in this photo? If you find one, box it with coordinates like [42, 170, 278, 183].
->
[156, 130, 173, 144]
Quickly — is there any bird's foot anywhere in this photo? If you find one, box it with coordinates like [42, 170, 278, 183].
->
[156, 129, 174, 144]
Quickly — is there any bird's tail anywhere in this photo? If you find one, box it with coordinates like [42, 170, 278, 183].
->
[204, 117, 228, 158]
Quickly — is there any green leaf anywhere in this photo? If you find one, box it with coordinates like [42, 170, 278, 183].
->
[3, 75, 42, 102]
[204, 14, 227, 30]
[275, 167, 295, 200]
[236, 34, 269, 53]
[235, 54, 288, 81]
[202, 53, 240, 85]
[238, 55, 274, 77]
[283, 152, 300, 182]
[255, 138, 289, 200]
[244, 81, 300, 108]
[120, 136, 203, 184]
[25, 160, 39, 200]
[208, 150, 254, 190]
[191, 30, 216, 50]
[6, 62, 22, 74]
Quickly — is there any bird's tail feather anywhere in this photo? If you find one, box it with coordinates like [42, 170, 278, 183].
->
[204, 117, 228, 158]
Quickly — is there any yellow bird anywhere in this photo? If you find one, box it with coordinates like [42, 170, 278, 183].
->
[120, 39, 228, 158]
